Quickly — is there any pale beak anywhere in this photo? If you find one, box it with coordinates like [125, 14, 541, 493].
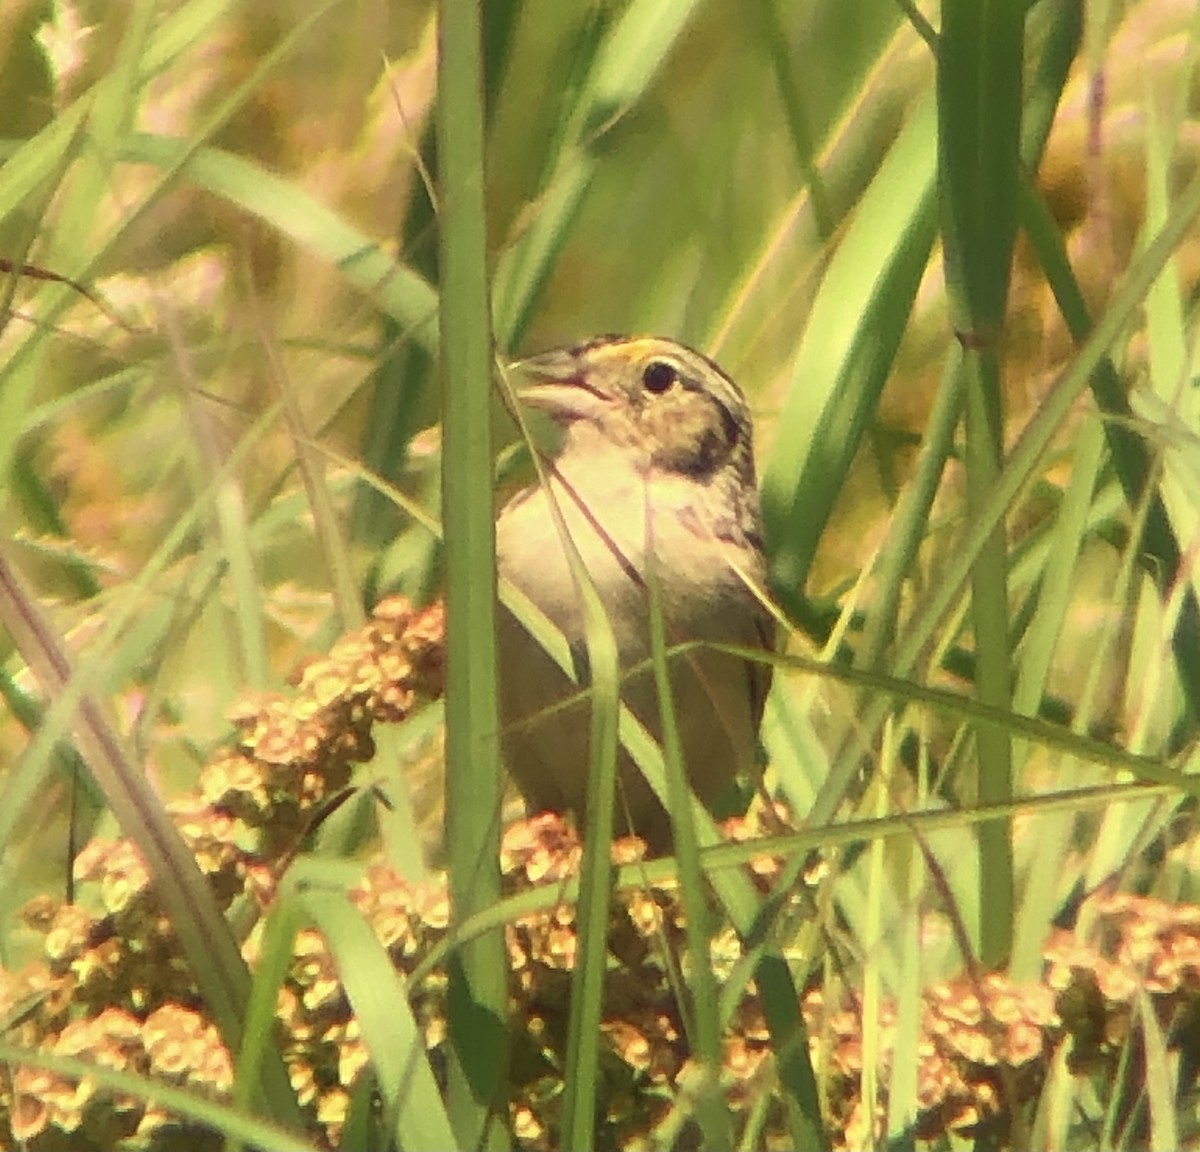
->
[511, 350, 611, 424]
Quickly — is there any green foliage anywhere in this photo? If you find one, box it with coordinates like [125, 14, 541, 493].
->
[2, 0, 1200, 1148]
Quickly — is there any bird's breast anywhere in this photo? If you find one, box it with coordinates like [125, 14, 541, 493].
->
[496, 468, 747, 646]
[495, 463, 769, 836]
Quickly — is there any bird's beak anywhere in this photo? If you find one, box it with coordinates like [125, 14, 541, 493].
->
[511, 350, 610, 424]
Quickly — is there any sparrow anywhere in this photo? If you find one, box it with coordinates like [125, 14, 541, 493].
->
[496, 335, 773, 847]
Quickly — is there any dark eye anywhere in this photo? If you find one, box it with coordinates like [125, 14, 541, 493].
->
[642, 360, 678, 394]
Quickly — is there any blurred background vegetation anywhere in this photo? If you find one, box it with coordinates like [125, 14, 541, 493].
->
[3, 0, 1200, 1147]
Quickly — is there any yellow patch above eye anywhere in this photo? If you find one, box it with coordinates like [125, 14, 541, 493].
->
[595, 337, 683, 375]
[617, 337, 665, 360]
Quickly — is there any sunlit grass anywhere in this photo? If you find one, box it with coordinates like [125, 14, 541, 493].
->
[1, 0, 1199, 1147]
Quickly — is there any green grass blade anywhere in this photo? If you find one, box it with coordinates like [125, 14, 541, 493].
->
[761, 95, 938, 612]
[296, 882, 457, 1150]
[1022, 179, 1200, 721]
[856, 353, 963, 671]
[647, 539, 729, 1148]
[491, 0, 705, 348]
[1009, 417, 1106, 982]
[937, 1, 1023, 340]
[749, 0, 833, 239]
[961, 351, 1015, 966]
[559, 579, 620, 1152]
[1135, 989, 1178, 1151]
[117, 134, 439, 343]
[1022, 0, 1083, 164]
[0, 1042, 323, 1152]
[233, 890, 308, 1133]
[936, 0, 1025, 969]
[437, 0, 508, 1146]
[496, 366, 621, 1152]
[756, 954, 828, 1151]
[0, 0, 237, 226]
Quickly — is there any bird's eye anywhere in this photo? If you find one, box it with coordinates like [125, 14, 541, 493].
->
[642, 360, 678, 394]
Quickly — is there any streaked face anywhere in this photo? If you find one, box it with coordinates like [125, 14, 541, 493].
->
[514, 336, 756, 485]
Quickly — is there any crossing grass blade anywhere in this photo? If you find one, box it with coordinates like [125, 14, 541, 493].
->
[497, 372, 622, 1152]
[500, 547, 826, 1146]
[296, 882, 458, 1149]
[119, 134, 439, 343]
[0, 1042, 324, 1152]
[1007, 417, 1106, 982]
[647, 538, 729, 1148]
[0, 550, 306, 1131]
[559, 577, 621, 1152]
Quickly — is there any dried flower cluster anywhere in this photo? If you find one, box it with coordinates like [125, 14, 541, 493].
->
[0, 597, 444, 1150]
[1046, 892, 1200, 1075]
[2, 598, 1200, 1150]
[7, 1004, 230, 1152]
[258, 820, 1200, 1151]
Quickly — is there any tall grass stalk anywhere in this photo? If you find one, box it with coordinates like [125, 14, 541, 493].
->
[437, 0, 508, 1145]
[936, 0, 1025, 966]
